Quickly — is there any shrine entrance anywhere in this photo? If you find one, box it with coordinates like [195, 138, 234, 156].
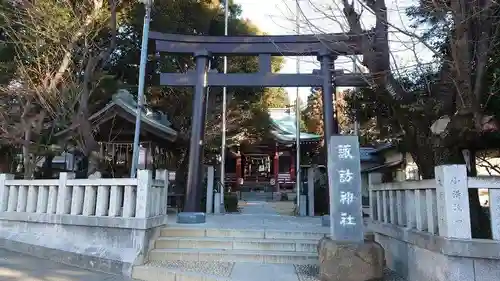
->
[148, 31, 368, 212]
[243, 154, 270, 184]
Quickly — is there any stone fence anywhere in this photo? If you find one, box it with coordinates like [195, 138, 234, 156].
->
[368, 164, 500, 281]
[0, 169, 169, 276]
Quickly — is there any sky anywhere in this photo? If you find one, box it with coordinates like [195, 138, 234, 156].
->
[233, 0, 434, 103]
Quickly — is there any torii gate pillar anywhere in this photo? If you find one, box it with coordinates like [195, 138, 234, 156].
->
[184, 51, 210, 213]
[318, 52, 339, 146]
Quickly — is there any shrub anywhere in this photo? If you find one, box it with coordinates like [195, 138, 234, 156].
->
[314, 172, 329, 215]
[224, 192, 239, 213]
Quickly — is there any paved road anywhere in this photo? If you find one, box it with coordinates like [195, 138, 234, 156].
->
[0, 249, 132, 281]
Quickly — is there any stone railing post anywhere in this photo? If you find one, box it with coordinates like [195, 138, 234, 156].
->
[96, 184, 111, 217]
[434, 165, 471, 238]
[206, 166, 215, 214]
[56, 172, 75, 214]
[155, 169, 169, 215]
[0, 174, 13, 212]
[490, 188, 500, 240]
[368, 173, 382, 221]
[136, 169, 153, 218]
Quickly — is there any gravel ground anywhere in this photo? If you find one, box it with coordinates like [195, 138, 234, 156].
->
[0, 248, 130, 281]
[146, 260, 234, 277]
[143, 261, 407, 281]
[294, 264, 320, 281]
[294, 265, 407, 281]
[266, 201, 296, 215]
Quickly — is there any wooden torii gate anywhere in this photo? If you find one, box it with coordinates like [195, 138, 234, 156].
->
[149, 31, 368, 214]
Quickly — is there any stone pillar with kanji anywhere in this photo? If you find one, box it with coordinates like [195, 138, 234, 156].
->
[317, 135, 385, 281]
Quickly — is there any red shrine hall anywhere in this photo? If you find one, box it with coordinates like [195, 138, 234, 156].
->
[223, 108, 321, 190]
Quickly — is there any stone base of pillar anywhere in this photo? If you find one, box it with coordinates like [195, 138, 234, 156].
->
[299, 195, 307, 216]
[214, 193, 221, 214]
[317, 237, 385, 281]
[321, 215, 330, 227]
[176, 212, 206, 224]
[218, 203, 226, 214]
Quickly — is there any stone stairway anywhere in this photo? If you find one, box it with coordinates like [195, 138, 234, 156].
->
[239, 182, 276, 202]
[239, 191, 275, 201]
[132, 212, 407, 281]
[132, 222, 327, 281]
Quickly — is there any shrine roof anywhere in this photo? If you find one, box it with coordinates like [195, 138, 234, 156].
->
[268, 108, 321, 143]
[108, 90, 177, 138]
[55, 90, 177, 141]
[361, 160, 404, 173]
[359, 147, 381, 162]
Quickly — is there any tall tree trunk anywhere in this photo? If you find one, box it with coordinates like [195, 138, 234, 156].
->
[0, 146, 14, 173]
[23, 129, 33, 179]
[411, 150, 434, 179]
[466, 150, 492, 239]
[40, 154, 54, 179]
[87, 151, 101, 177]
[407, 129, 435, 179]
[75, 153, 88, 179]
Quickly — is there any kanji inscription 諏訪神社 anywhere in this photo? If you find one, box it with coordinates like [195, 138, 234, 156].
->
[327, 136, 364, 242]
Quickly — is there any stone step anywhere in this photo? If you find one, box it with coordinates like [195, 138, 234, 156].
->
[160, 227, 328, 240]
[148, 248, 318, 265]
[155, 237, 318, 252]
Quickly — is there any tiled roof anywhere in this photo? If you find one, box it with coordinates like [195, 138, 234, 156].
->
[54, 89, 178, 141]
[268, 108, 321, 143]
[360, 147, 379, 162]
[267, 109, 382, 162]
[110, 90, 177, 138]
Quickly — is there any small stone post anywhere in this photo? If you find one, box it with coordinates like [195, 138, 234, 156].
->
[214, 166, 221, 214]
[136, 169, 153, 218]
[307, 167, 315, 216]
[206, 166, 215, 214]
[56, 172, 75, 214]
[434, 165, 472, 239]
[0, 174, 13, 212]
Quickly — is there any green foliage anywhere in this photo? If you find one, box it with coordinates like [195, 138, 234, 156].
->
[0, 11, 13, 84]
[344, 2, 500, 149]
[302, 90, 323, 135]
[108, 0, 286, 157]
[405, 2, 452, 56]
[262, 87, 289, 108]
[0, 0, 291, 178]
[302, 89, 351, 137]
